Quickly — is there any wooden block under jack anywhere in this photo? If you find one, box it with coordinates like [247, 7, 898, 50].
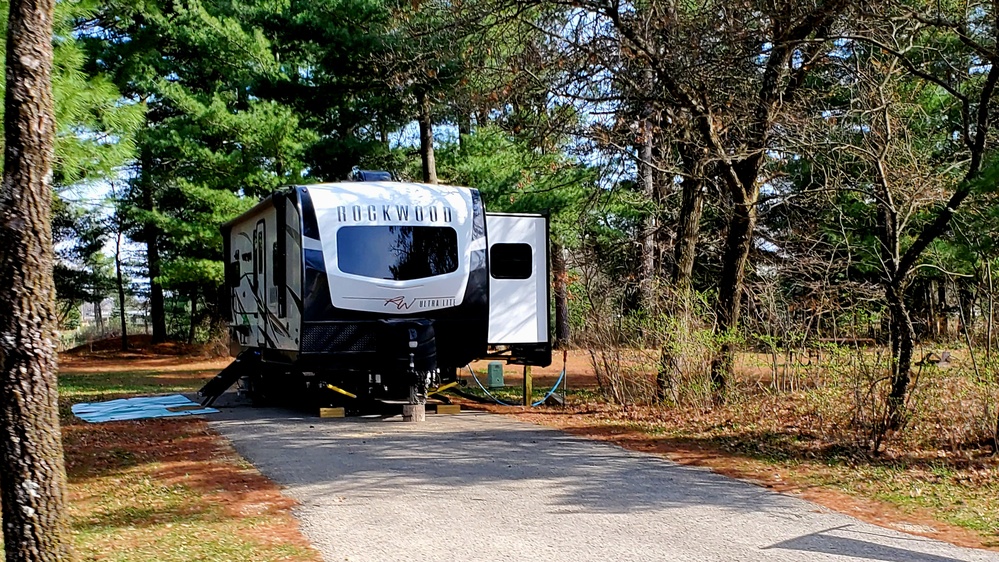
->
[319, 407, 346, 418]
[435, 404, 461, 415]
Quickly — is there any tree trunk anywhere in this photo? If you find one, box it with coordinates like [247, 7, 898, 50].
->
[140, 146, 167, 342]
[0, 0, 72, 557]
[638, 117, 656, 310]
[115, 230, 128, 351]
[657, 151, 704, 403]
[710, 196, 758, 397]
[959, 283, 975, 337]
[886, 282, 915, 428]
[416, 88, 438, 185]
[638, 67, 658, 311]
[672, 170, 704, 294]
[909, 279, 928, 339]
[145, 225, 166, 341]
[188, 289, 197, 345]
[552, 241, 570, 348]
[93, 299, 103, 334]
[458, 112, 471, 149]
[988, 262, 994, 363]
[378, 114, 389, 147]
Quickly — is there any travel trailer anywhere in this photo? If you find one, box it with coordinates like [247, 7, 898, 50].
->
[199, 178, 551, 408]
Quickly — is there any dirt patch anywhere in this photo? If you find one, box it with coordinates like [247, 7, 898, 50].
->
[60, 335, 233, 374]
[469, 349, 597, 388]
[65, 334, 203, 355]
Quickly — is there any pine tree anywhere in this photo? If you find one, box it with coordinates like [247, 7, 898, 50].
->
[0, 0, 72, 557]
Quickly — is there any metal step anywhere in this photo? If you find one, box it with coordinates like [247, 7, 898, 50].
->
[198, 351, 256, 407]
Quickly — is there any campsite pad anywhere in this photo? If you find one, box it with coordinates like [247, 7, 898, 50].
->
[72, 394, 218, 423]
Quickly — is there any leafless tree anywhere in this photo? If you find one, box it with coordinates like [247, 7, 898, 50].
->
[843, 1, 999, 424]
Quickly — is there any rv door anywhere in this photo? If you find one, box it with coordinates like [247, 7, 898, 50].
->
[486, 213, 551, 365]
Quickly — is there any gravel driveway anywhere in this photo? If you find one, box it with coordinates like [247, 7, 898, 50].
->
[209, 405, 999, 562]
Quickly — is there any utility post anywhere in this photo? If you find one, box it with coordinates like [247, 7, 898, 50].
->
[523, 365, 532, 406]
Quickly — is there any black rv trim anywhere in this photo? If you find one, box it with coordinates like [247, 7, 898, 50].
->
[289, 187, 306, 322]
[273, 194, 287, 317]
[221, 223, 233, 319]
[299, 186, 320, 240]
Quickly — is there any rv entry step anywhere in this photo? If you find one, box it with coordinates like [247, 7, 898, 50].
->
[198, 351, 257, 407]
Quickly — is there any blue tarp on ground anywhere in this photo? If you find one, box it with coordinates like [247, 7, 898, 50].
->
[71, 394, 218, 423]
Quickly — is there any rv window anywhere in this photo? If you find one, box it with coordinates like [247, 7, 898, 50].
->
[336, 226, 459, 281]
[490, 243, 533, 279]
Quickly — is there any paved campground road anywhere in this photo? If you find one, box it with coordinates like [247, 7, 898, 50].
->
[209, 406, 999, 562]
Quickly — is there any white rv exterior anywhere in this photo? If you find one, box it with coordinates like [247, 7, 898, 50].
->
[308, 182, 477, 315]
[204, 180, 551, 406]
[486, 213, 550, 345]
[226, 197, 302, 353]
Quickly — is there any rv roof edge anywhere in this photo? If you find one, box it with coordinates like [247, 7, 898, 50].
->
[220, 186, 297, 229]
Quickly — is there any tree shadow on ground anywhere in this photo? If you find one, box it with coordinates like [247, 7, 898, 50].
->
[764, 525, 966, 562]
[209, 407, 995, 561]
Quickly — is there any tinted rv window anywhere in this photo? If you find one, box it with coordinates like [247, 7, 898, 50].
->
[336, 226, 459, 280]
[490, 243, 533, 279]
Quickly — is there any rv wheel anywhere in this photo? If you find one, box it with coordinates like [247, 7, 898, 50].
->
[246, 370, 283, 407]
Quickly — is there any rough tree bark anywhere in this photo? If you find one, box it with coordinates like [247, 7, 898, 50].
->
[0, 0, 72, 557]
[416, 88, 438, 184]
[188, 289, 197, 345]
[638, 116, 657, 310]
[709, 184, 759, 395]
[672, 145, 705, 295]
[552, 241, 570, 348]
[115, 230, 128, 351]
[656, 146, 705, 402]
[886, 283, 915, 421]
[140, 146, 167, 342]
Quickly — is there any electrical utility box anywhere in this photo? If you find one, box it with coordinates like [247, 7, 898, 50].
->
[487, 361, 505, 388]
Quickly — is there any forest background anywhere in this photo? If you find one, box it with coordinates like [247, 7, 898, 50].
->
[7, 0, 999, 517]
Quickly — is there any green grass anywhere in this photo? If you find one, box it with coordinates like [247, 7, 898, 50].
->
[830, 464, 999, 538]
[49, 363, 321, 561]
[68, 467, 317, 562]
[460, 383, 592, 405]
[720, 436, 999, 542]
[59, 370, 208, 401]
[57, 369, 209, 422]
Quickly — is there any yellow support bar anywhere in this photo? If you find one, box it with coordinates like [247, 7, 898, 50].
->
[429, 381, 458, 395]
[325, 384, 357, 399]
